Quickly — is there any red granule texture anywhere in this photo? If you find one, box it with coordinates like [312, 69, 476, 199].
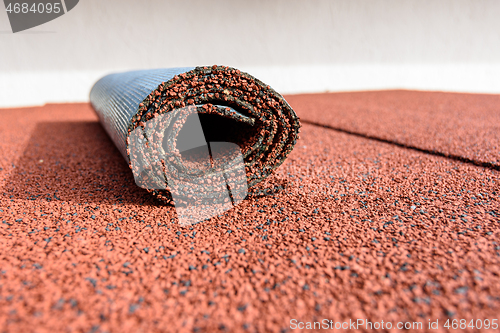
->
[287, 90, 500, 167]
[1, 93, 499, 333]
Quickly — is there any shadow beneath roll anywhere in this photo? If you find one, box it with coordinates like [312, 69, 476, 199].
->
[3, 121, 160, 206]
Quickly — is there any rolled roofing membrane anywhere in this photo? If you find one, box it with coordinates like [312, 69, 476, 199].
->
[90, 66, 300, 225]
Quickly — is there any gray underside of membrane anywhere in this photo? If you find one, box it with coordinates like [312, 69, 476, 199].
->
[89, 67, 250, 224]
[89, 67, 195, 161]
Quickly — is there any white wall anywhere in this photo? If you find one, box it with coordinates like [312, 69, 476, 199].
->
[1, 0, 500, 107]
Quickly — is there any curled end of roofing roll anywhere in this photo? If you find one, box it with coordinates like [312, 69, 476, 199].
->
[91, 65, 301, 216]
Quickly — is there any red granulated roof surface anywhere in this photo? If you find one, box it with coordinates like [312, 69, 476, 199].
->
[0, 91, 499, 332]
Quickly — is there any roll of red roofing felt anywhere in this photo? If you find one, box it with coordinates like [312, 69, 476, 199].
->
[90, 66, 301, 206]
